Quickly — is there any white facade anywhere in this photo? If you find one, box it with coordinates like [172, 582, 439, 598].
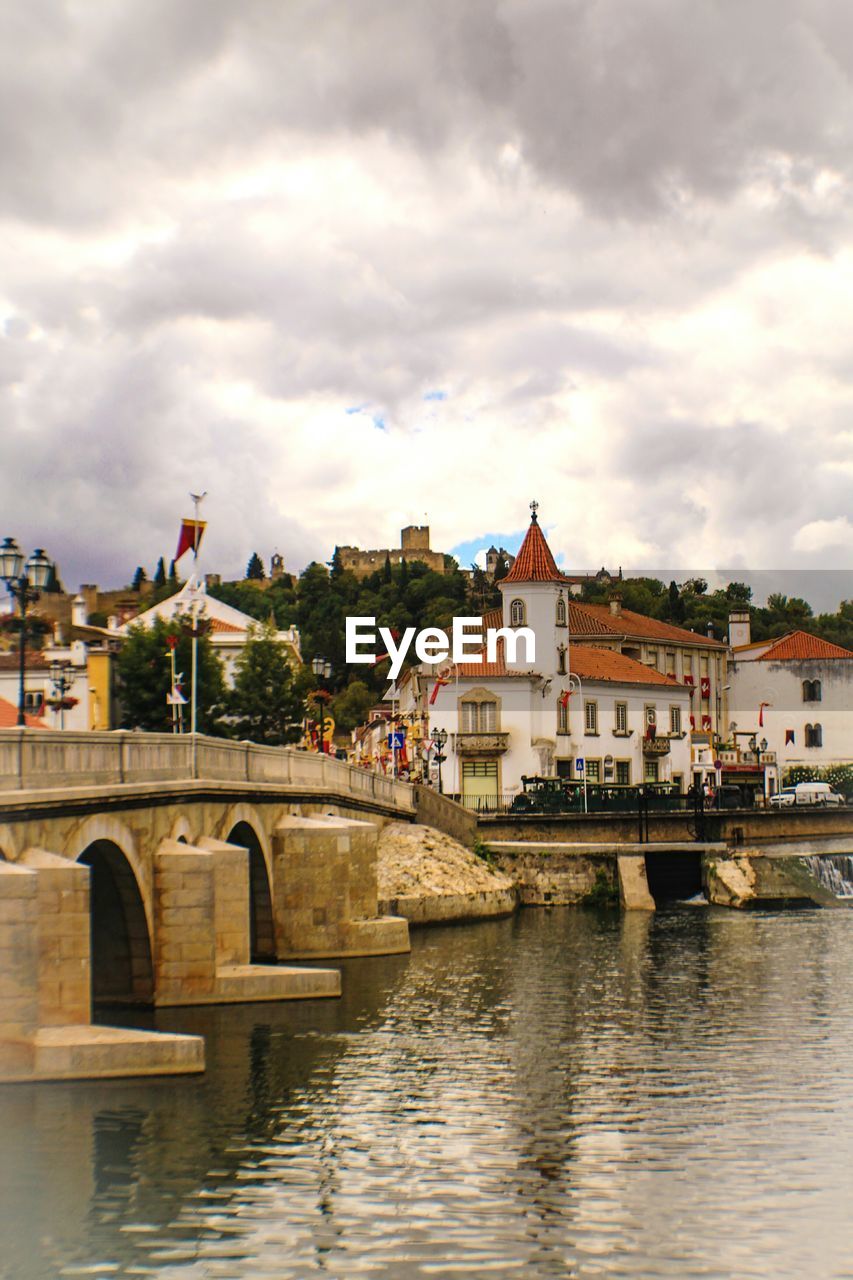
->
[729, 648, 853, 773]
[0, 640, 91, 731]
[119, 578, 301, 687]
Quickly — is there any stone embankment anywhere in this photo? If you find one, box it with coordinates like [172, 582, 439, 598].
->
[377, 823, 517, 925]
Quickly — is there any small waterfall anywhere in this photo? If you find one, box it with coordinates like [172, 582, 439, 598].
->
[803, 855, 853, 899]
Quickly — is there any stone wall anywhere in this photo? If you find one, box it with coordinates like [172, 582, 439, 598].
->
[413, 785, 477, 848]
[491, 847, 614, 905]
[480, 806, 853, 845]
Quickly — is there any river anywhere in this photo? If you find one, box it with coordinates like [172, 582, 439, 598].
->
[1, 904, 852, 1279]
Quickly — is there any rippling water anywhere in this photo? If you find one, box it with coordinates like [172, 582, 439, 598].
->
[2, 906, 853, 1279]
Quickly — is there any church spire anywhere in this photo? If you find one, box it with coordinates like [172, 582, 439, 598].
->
[501, 504, 563, 584]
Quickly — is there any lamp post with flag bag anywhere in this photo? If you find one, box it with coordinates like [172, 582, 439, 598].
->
[173, 492, 207, 742]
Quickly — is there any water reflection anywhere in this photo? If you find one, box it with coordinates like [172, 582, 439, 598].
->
[1, 909, 852, 1278]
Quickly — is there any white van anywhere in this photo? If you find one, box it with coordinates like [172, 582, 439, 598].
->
[793, 782, 844, 806]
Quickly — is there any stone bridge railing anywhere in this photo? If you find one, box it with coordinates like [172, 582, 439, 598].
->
[0, 729, 414, 812]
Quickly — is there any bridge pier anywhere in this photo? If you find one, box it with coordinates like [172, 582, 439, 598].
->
[273, 816, 410, 959]
[0, 856, 203, 1083]
[152, 839, 340, 1006]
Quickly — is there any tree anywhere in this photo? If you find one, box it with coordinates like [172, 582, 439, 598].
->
[492, 555, 509, 585]
[131, 566, 147, 592]
[117, 616, 226, 733]
[726, 581, 752, 603]
[154, 557, 167, 587]
[667, 580, 686, 623]
[383, 552, 392, 584]
[228, 622, 309, 744]
[682, 577, 708, 596]
[330, 547, 344, 580]
[168, 559, 178, 585]
[331, 679, 376, 733]
[246, 552, 266, 581]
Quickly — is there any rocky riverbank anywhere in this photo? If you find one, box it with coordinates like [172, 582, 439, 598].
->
[377, 822, 517, 925]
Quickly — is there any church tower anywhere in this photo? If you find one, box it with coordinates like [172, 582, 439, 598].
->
[498, 502, 568, 675]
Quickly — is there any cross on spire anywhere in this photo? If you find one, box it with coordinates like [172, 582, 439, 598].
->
[529, 499, 539, 524]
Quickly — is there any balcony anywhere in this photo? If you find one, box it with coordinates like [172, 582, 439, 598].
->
[642, 736, 670, 757]
[452, 732, 510, 757]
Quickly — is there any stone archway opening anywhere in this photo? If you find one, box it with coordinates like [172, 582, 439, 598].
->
[227, 821, 276, 962]
[78, 840, 154, 1006]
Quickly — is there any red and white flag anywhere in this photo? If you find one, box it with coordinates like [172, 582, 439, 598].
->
[175, 518, 206, 563]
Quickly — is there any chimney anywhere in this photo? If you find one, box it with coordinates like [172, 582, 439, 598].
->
[728, 607, 751, 649]
[609, 591, 622, 618]
[706, 620, 716, 640]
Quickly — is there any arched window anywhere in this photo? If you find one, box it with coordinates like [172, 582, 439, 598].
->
[556, 596, 567, 627]
[802, 679, 822, 703]
[510, 599, 526, 627]
[805, 723, 823, 748]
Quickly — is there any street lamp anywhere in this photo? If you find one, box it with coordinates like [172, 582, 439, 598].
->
[48, 659, 75, 730]
[433, 727, 448, 794]
[0, 539, 52, 726]
[311, 657, 332, 753]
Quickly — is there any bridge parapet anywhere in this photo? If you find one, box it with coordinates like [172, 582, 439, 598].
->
[0, 730, 413, 812]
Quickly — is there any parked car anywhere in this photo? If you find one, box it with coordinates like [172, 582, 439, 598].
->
[769, 788, 796, 807]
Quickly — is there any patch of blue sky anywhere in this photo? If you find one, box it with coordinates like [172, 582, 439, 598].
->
[345, 403, 369, 415]
[423, 389, 447, 401]
[372, 415, 387, 431]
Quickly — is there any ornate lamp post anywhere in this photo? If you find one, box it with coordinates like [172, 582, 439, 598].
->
[0, 539, 52, 726]
[48, 659, 76, 730]
[433, 727, 448, 794]
[311, 657, 332, 753]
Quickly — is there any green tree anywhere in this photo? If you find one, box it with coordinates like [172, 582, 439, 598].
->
[383, 552, 393, 583]
[131, 565, 147, 592]
[117, 616, 226, 733]
[168, 559, 178, 585]
[667, 580, 686, 623]
[726, 581, 752, 603]
[228, 622, 309, 744]
[154, 556, 167, 587]
[246, 551, 266, 580]
[331, 679, 376, 733]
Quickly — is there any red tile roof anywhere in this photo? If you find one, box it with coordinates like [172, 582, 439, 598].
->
[0, 696, 50, 728]
[481, 607, 503, 632]
[502, 515, 564, 584]
[757, 630, 853, 661]
[569, 602, 727, 648]
[569, 647, 685, 687]
[444, 638, 535, 679]
[0, 650, 50, 670]
[208, 617, 244, 634]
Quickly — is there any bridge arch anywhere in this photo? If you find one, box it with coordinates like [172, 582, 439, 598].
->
[77, 838, 154, 1006]
[170, 815, 193, 845]
[222, 806, 275, 962]
[0, 824, 19, 861]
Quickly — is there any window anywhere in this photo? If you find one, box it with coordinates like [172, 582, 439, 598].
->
[700, 654, 709, 676]
[557, 699, 569, 733]
[803, 679, 822, 703]
[557, 644, 567, 675]
[683, 653, 693, 676]
[644, 760, 659, 783]
[586, 759, 601, 782]
[23, 691, 44, 711]
[461, 700, 497, 733]
[805, 723, 823, 748]
[645, 647, 658, 668]
[615, 760, 631, 785]
[584, 700, 598, 734]
[510, 599, 526, 627]
[666, 650, 676, 676]
[556, 596, 567, 626]
[615, 701, 628, 733]
[670, 705, 681, 735]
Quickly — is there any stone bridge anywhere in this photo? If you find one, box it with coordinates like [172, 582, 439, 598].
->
[0, 731, 413, 1083]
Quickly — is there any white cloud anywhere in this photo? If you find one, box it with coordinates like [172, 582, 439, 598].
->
[1, 2, 853, 587]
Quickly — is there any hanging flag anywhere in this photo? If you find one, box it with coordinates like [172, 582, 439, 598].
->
[758, 701, 771, 727]
[785, 728, 795, 745]
[700, 676, 711, 698]
[175, 518, 207, 563]
[559, 689, 572, 709]
[430, 675, 450, 704]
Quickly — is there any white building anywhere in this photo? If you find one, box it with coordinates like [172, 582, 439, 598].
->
[729, 616, 853, 777]
[399, 505, 693, 804]
[119, 578, 301, 686]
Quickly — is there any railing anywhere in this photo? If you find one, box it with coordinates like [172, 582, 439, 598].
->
[0, 729, 414, 811]
[459, 786, 704, 817]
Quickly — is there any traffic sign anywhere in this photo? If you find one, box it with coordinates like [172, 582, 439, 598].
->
[575, 758, 584, 773]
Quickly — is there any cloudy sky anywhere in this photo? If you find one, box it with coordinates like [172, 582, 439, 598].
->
[2, 0, 853, 602]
